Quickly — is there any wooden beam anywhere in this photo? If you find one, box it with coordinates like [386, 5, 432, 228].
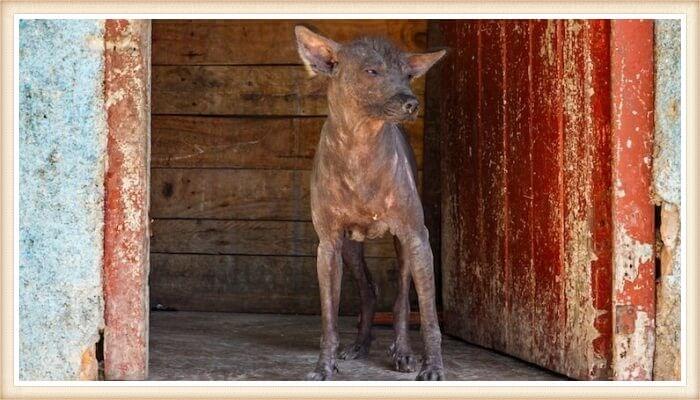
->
[152, 65, 425, 116]
[150, 218, 396, 258]
[610, 19, 656, 381]
[152, 20, 427, 65]
[151, 115, 424, 169]
[150, 253, 412, 315]
[103, 20, 151, 381]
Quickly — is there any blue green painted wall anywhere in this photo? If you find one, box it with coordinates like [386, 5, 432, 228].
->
[19, 19, 107, 380]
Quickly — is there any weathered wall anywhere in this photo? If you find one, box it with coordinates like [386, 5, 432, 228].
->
[19, 19, 106, 380]
[652, 19, 682, 381]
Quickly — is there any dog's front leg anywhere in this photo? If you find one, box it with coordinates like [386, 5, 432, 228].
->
[398, 227, 444, 380]
[389, 236, 417, 372]
[306, 236, 343, 380]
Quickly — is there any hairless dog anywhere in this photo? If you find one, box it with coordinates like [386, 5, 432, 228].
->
[294, 26, 446, 381]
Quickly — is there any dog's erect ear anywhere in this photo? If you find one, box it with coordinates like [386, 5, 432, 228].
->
[294, 26, 340, 77]
[405, 49, 447, 79]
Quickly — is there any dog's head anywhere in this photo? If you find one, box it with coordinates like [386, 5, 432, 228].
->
[294, 26, 446, 122]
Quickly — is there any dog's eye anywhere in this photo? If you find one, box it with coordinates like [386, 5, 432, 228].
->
[407, 74, 414, 80]
[365, 69, 378, 76]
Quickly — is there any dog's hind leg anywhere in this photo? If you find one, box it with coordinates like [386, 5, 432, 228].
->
[388, 236, 418, 372]
[337, 237, 377, 360]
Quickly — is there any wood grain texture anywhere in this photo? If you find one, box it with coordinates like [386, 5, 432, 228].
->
[151, 219, 395, 258]
[439, 20, 616, 380]
[478, 20, 507, 351]
[422, 22, 445, 307]
[150, 253, 414, 315]
[151, 168, 422, 220]
[530, 20, 565, 371]
[504, 20, 534, 361]
[439, 20, 484, 346]
[610, 20, 655, 381]
[152, 20, 427, 65]
[151, 168, 311, 220]
[152, 65, 425, 116]
[585, 20, 614, 378]
[103, 19, 150, 381]
[151, 115, 424, 169]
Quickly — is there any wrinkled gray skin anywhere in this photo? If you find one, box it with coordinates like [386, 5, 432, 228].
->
[294, 26, 446, 381]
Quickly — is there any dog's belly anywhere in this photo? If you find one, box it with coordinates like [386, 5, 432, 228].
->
[347, 220, 391, 242]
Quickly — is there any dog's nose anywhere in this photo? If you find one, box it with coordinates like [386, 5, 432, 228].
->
[403, 98, 420, 114]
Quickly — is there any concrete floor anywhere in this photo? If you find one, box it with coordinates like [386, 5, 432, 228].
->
[149, 311, 567, 381]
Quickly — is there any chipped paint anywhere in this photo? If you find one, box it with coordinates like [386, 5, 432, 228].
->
[563, 220, 606, 378]
[613, 226, 654, 290]
[614, 178, 626, 198]
[610, 20, 656, 381]
[614, 310, 654, 380]
[558, 20, 614, 380]
[439, 20, 614, 380]
[439, 19, 659, 381]
[102, 19, 151, 380]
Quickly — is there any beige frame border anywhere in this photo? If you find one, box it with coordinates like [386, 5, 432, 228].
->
[2, 1, 697, 399]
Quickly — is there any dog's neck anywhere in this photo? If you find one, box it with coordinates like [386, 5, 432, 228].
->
[325, 83, 390, 144]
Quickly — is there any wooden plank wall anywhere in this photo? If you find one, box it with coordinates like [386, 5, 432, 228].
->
[150, 20, 429, 315]
[437, 20, 616, 380]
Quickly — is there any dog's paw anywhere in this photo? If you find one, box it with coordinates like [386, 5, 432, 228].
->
[392, 352, 417, 373]
[338, 341, 370, 360]
[305, 370, 331, 381]
[415, 364, 445, 381]
[305, 362, 339, 381]
[387, 341, 417, 373]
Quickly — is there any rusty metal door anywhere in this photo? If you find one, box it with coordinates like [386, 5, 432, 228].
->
[435, 20, 655, 380]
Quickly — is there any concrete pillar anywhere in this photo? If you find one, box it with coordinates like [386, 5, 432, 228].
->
[18, 19, 107, 380]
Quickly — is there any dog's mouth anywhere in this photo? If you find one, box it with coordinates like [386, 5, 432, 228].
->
[381, 105, 419, 122]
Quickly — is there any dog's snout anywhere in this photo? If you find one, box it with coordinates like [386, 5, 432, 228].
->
[384, 93, 420, 121]
[403, 98, 420, 114]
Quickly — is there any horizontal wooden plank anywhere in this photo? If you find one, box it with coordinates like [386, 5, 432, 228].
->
[152, 65, 425, 116]
[373, 311, 422, 327]
[150, 168, 311, 220]
[152, 20, 427, 65]
[151, 219, 396, 258]
[151, 115, 424, 169]
[150, 253, 417, 315]
[151, 168, 424, 220]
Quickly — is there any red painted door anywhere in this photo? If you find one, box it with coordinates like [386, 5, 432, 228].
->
[436, 20, 655, 380]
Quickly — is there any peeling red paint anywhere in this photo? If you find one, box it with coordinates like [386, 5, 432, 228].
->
[610, 20, 656, 381]
[103, 19, 151, 380]
[586, 19, 614, 375]
[530, 19, 565, 371]
[439, 20, 619, 380]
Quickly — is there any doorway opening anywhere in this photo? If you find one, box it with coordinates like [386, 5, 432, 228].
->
[145, 19, 567, 381]
[137, 19, 660, 381]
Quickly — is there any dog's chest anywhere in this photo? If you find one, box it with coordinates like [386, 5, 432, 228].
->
[312, 121, 416, 236]
[328, 172, 397, 217]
